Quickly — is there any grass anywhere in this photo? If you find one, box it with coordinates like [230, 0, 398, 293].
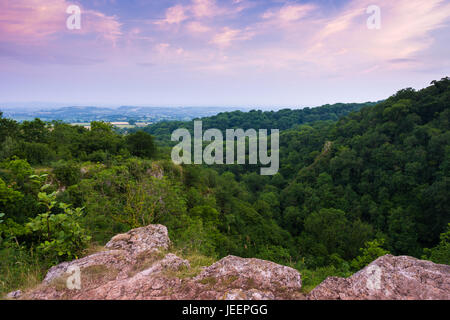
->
[221, 275, 239, 287]
[128, 249, 167, 277]
[197, 276, 217, 286]
[163, 250, 217, 279]
[39, 264, 119, 295]
[82, 265, 119, 283]
[0, 246, 45, 298]
[0, 242, 110, 298]
[48, 274, 71, 291]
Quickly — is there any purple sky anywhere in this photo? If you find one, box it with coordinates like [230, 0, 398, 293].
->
[1, 0, 449, 108]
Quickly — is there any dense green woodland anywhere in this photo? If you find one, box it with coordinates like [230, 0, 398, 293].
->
[0, 78, 449, 295]
[133, 102, 378, 142]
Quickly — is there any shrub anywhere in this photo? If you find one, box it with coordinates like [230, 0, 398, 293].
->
[422, 224, 450, 265]
[52, 161, 81, 186]
[351, 239, 390, 271]
[26, 189, 91, 264]
[125, 131, 157, 158]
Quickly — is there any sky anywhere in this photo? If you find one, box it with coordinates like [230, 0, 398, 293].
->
[0, 0, 449, 108]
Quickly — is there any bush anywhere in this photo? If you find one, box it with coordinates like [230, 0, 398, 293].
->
[422, 224, 450, 265]
[296, 264, 352, 294]
[86, 150, 109, 162]
[52, 161, 81, 186]
[26, 190, 91, 264]
[351, 239, 390, 271]
[125, 131, 157, 158]
[20, 142, 56, 165]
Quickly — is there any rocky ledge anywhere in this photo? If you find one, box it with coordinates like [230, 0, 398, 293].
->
[308, 254, 450, 300]
[20, 224, 303, 300]
[12, 224, 450, 300]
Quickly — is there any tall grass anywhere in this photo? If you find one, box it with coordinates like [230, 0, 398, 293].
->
[0, 246, 45, 298]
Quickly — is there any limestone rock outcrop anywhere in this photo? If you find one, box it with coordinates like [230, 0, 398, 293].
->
[21, 224, 303, 300]
[105, 224, 171, 256]
[12, 224, 449, 300]
[194, 255, 302, 294]
[308, 255, 450, 300]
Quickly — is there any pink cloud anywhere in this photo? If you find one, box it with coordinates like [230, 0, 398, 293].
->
[154, 0, 218, 27]
[262, 4, 317, 22]
[145, 0, 450, 77]
[0, 0, 67, 43]
[157, 0, 250, 27]
[191, 0, 217, 18]
[210, 27, 254, 47]
[238, 0, 450, 76]
[307, 0, 450, 71]
[134, 0, 450, 76]
[0, 0, 122, 45]
[153, 0, 255, 49]
[3, 0, 448, 77]
[155, 4, 188, 25]
[82, 10, 122, 45]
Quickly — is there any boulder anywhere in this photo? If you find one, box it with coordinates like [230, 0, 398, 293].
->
[308, 255, 450, 300]
[77, 253, 190, 300]
[105, 224, 170, 256]
[194, 255, 302, 294]
[22, 225, 304, 300]
[37, 224, 172, 291]
[43, 250, 130, 284]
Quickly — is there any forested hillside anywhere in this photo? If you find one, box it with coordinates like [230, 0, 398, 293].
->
[0, 78, 448, 296]
[135, 102, 377, 142]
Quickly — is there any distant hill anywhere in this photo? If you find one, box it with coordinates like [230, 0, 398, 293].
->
[0, 106, 251, 123]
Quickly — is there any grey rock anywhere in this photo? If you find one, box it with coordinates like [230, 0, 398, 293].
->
[105, 224, 170, 256]
[6, 290, 22, 299]
[308, 255, 450, 300]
